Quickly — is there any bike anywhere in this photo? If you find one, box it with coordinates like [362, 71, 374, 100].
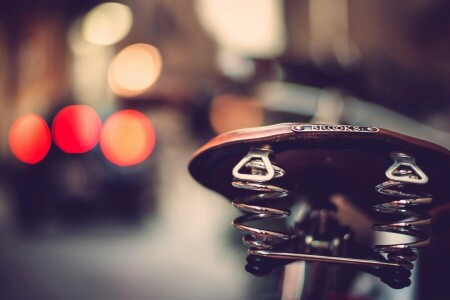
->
[189, 123, 450, 300]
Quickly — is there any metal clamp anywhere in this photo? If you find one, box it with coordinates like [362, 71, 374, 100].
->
[385, 152, 428, 184]
[232, 145, 283, 182]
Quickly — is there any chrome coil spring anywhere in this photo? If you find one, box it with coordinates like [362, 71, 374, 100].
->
[231, 146, 293, 250]
[231, 146, 294, 275]
[373, 152, 432, 272]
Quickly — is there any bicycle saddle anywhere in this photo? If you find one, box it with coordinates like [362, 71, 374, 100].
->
[189, 123, 450, 289]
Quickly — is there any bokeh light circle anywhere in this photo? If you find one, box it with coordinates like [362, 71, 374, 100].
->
[100, 110, 155, 166]
[52, 105, 102, 154]
[108, 43, 162, 98]
[82, 2, 133, 46]
[9, 114, 51, 164]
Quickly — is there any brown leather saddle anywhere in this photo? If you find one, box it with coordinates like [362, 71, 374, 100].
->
[190, 123, 449, 211]
[189, 123, 450, 289]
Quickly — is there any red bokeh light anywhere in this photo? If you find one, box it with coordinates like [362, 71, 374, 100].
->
[9, 114, 51, 164]
[52, 105, 102, 154]
[100, 110, 155, 166]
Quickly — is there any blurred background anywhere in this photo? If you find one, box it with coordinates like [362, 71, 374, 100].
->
[0, 0, 449, 299]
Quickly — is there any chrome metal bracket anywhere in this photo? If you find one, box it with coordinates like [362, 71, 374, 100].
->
[385, 152, 429, 184]
[232, 145, 284, 182]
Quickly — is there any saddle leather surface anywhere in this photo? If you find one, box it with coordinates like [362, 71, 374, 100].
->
[189, 123, 450, 217]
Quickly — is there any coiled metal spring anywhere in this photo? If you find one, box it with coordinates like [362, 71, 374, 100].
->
[231, 146, 292, 251]
[372, 152, 432, 286]
[230, 147, 432, 287]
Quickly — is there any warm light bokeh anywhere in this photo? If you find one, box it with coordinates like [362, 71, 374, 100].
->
[195, 0, 285, 58]
[108, 44, 162, 98]
[9, 114, 52, 164]
[82, 2, 133, 46]
[100, 110, 155, 166]
[52, 105, 102, 154]
[209, 94, 264, 134]
[68, 19, 115, 109]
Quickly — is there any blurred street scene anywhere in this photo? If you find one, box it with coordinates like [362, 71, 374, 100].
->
[0, 1, 449, 299]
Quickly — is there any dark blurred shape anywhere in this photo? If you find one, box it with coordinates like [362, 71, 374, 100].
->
[412, 0, 450, 46]
[10, 150, 155, 231]
[280, 0, 450, 129]
[0, 0, 103, 23]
